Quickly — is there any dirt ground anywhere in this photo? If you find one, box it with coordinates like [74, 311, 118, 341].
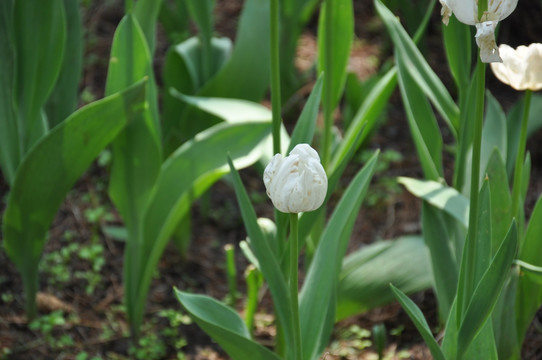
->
[1, 0, 542, 359]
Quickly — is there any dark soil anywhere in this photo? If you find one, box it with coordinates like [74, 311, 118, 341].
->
[2, 0, 542, 359]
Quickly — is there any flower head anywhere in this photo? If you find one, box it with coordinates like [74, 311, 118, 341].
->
[263, 144, 327, 213]
[440, 0, 518, 63]
[490, 43, 542, 91]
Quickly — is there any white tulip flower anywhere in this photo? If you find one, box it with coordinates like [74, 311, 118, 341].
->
[490, 43, 542, 91]
[263, 144, 328, 213]
[439, 0, 518, 63]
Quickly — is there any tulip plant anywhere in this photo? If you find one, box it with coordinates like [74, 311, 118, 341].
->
[375, 0, 542, 358]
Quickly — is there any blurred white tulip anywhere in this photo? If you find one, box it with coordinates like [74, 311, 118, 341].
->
[263, 144, 327, 213]
[439, 0, 518, 63]
[490, 43, 542, 91]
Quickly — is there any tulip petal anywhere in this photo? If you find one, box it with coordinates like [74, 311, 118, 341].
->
[475, 21, 502, 63]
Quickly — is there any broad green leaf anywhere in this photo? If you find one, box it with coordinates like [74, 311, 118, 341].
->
[516, 195, 542, 342]
[375, 0, 459, 133]
[200, 0, 270, 101]
[390, 285, 445, 360]
[287, 74, 323, 153]
[318, 0, 353, 111]
[172, 91, 272, 124]
[2, 81, 147, 317]
[45, 0, 83, 128]
[104, 14, 162, 336]
[14, 0, 66, 151]
[0, 0, 19, 184]
[396, 58, 443, 180]
[422, 203, 458, 319]
[162, 36, 232, 150]
[132, 122, 274, 345]
[175, 290, 281, 360]
[399, 177, 469, 227]
[227, 156, 296, 356]
[105, 14, 162, 228]
[300, 151, 379, 360]
[134, 0, 163, 54]
[330, 67, 397, 173]
[337, 236, 432, 320]
[457, 221, 518, 358]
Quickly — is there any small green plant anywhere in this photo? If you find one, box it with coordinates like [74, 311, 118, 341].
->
[29, 310, 75, 350]
[329, 324, 372, 359]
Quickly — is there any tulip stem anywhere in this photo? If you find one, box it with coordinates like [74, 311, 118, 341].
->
[289, 213, 302, 360]
[270, 0, 282, 154]
[321, 0, 334, 169]
[511, 89, 532, 223]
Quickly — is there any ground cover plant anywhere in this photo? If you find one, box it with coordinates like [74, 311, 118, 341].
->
[1, 0, 542, 359]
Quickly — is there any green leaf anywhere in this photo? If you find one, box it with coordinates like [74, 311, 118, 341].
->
[3, 80, 147, 317]
[390, 285, 446, 360]
[330, 67, 397, 173]
[162, 36, 232, 150]
[396, 58, 443, 180]
[104, 15, 162, 335]
[442, 15, 472, 91]
[14, 0, 66, 151]
[399, 177, 469, 227]
[516, 195, 542, 341]
[134, 0, 163, 54]
[421, 202, 458, 319]
[485, 150, 512, 254]
[199, 0, 270, 101]
[299, 151, 379, 360]
[336, 236, 432, 320]
[0, 0, 19, 184]
[175, 289, 281, 360]
[227, 156, 296, 355]
[130, 121, 273, 342]
[287, 74, 323, 153]
[457, 221, 518, 358]
[318, 0, 354, 111]
[375, 0, 459, 134]
[480, 92, 507, 181]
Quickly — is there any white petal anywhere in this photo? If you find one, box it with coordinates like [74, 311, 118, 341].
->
[263, 144, 327, 213]
[475, 21, 502, 63]
[490, 43, 542, 91]
[440, 0, 452, 25]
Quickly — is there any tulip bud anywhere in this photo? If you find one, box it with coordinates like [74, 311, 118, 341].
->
[263, 144, 328, 213]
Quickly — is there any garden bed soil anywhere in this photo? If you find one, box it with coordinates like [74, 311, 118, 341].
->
[1, 0, 542, 359]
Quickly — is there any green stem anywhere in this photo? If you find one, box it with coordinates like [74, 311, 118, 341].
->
[289, 213, 302, 360]
[224, 244, 238, 305]
[22, 267, 38, 320]
[511, 90, 532, 221]
[478, 0, 488, 20]
[270, 0, 281, 154]
[321, 0, 334, 168]
[459, 60, 486, 320]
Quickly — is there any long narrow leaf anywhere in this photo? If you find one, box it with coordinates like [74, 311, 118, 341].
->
[390, 285, 446, 360]
[299, 151, 379, 360]
[375, 0, 459, 133]
[14, 0, 66, 151]
[457, 221, 518, 358]
[0, 0, 19, 184]
[45, 0, 83, 128]
[175, 290, 280, 360]
[227, 156, 296, 355]
[287, 74, 324, 152]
